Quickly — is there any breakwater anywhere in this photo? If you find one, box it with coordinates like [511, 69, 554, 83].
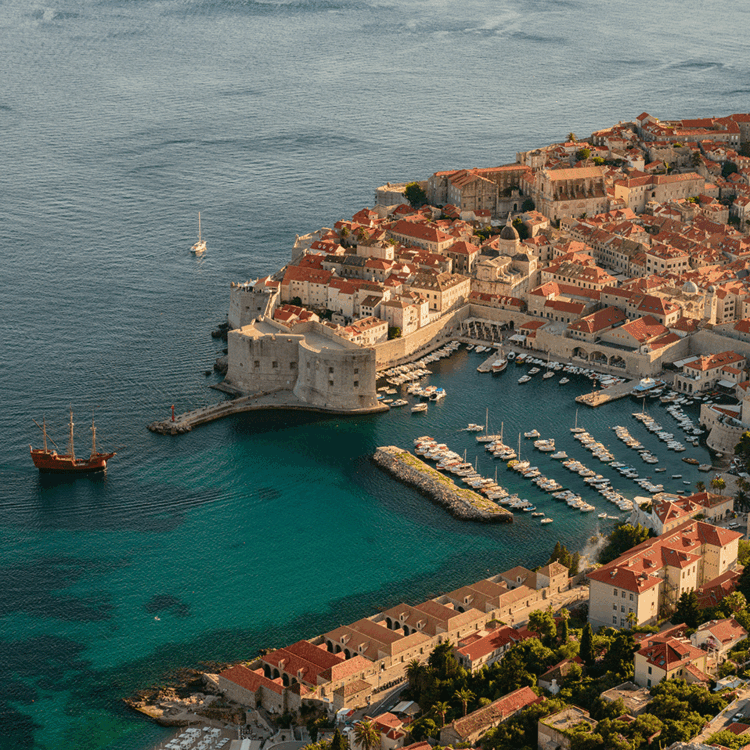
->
[148, 389, 388, 434]
[372, 446, 513, 523]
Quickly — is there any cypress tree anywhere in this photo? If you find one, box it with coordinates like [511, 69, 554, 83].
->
[580, 622, 595, 666]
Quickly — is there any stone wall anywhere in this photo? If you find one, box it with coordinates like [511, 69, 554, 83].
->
[372, 446, 512, 523]
[294, 340, 379, 411]
[225, 329, 301, 393]
[229, 284, 279, 330]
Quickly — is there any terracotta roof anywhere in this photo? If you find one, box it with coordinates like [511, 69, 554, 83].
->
[448, 687, 541, 740]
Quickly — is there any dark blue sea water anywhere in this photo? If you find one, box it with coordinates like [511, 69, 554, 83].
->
[1, 0, 749, 747]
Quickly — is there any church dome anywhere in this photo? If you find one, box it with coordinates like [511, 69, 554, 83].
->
[499, 221, 519, 241]
[682, 280, 699, 294]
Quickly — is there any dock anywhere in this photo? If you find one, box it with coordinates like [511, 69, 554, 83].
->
[148, 389, 388, 435]
[576, 378, 636, 408]
[476, 349, 500, 373]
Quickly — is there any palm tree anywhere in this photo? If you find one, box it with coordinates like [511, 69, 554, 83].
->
[353, 720, 381, 750]
[626, 611, 637, 630]
[433, 701, 450, 728]
[406, 659, 425, 690]
[696, 480, 706, 492]
[454, 688, 475, 717]
[568, 132, 577, 143]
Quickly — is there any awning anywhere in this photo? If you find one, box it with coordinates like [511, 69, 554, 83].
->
[717, 379, 737, 389]
[508, 334, 526, 343]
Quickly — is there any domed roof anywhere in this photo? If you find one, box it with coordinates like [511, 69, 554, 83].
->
[499, 221, 519, 241]
[682, 280, 699, 294]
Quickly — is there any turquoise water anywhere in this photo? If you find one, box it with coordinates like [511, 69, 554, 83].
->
[1, 0, 747, 747]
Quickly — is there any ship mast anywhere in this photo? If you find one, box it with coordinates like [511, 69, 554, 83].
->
[68, 407, 76, 461]
[42, 416, 48, 453]
[91, 416, 97, 457]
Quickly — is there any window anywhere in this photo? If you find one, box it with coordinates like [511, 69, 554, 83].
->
[622, 591, 626, 598]
[290, 362, 296, 369]
[354, 368, 359, 374]
[254, 360, 260, 369]
[648, 666, 652, 674]
[272, 361, 278, 369]
[354, 381, 358, 387]
[629, 593, 634, 601]
[621, 605, 625, 613]
[613, 616, 617, 624]
[647, 679, 651, 688]
[329, 380, 334, 387]
[613, 604, 617, 610]
[613, 589, 618, 596]
[329, 367, 334, 374]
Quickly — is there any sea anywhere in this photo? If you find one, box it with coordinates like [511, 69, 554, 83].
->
[1, 0, 749, 747]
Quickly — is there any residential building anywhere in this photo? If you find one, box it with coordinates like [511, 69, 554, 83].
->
[587, 520, 743, 629]
[538, 707, 597, 750]
[439, 687, 542, 746]
[634, 629, 709, 688]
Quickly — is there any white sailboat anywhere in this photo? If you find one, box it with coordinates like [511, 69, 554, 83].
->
[191, 212, 207, 254]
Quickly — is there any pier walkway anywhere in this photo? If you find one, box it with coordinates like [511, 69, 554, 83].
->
[575, 378, 636, 408]
[148, 389, 387, 435]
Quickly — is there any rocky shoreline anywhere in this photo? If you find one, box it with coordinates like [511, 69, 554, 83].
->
[372, 446, 512, 523]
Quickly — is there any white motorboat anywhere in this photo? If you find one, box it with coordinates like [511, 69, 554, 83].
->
[411, 403, 428, 413]
[518, 375, 531, 384]
[524, 429, 540, 439]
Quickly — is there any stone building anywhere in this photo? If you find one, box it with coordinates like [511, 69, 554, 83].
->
[538, 707, 597, 750]
[531, 166, 608, 222]
[587, 520, 743, 630]
[224, 317, 381, 412]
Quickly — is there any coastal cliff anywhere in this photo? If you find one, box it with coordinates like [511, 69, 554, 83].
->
[372, 446, 512, 523]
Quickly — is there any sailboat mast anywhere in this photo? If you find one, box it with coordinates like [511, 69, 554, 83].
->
[43, 416, 48, 453]
[68, 407, 75, 461]
[91, 417, 97, 456]
[198, 212, 202, 243]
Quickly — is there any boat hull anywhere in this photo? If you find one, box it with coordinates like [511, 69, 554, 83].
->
[30, 449, 115, 473]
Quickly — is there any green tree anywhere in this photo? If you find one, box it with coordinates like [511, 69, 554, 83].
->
[738, 564, 750, 601]
[568, 132, 578, 143]
[592, 157, 605, 166]
[571, 551, 581, 576]
[407, 717, 437, 741]
[353, 720, 381, 750]
[707, 730, 748, 750]
[710, 477, 726, 495]
[404, 182, 427, 207]
[695, 480, 706, 492]
[559, 607, 570, 643]
[433, 700, 450, 728]
[454, 687, 475, 717]
[331, 729, 348, 750]
[691, 151, 702, 166]
[674, 591, 701, 628]
[736, 479, 750, 513]
[512, 217, 529, 240]
[521, 198, 535, 212]
[739, 541, 750, 567]
[388, 327, 402, 340]
[580, 623, 595, 667]
[529, 609, 557, 645]
[599, 523, 652, 564]
[576, 148, 591, 162]
[601, 630, 636, 680]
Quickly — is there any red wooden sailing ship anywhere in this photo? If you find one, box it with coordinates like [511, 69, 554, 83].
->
[30, 409, 116, 472]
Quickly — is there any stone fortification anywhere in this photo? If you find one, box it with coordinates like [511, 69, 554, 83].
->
[372, 446, 512, 523]
[225, 316, 381, 411]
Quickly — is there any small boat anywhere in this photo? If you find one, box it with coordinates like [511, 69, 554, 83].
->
[411, 403, 428, 413]
[491, 358, 508, 374]
[541, 517, 553, 524]
[682, 457, 699, 465]
[191, 212, 206, 254]
[30, 410, 116, 473]
[518, 375, 531, 384]
[542, 370, 555, 380]
[559, 377, 569, 385]
[524, 429, 540, 439]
